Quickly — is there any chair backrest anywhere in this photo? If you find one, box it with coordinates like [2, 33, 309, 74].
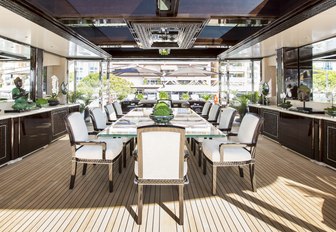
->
[64, 112, 89, 145]
[90, 107, 107, 131]
[104, 104, 117, 122]
[207, 104, 221, 121]
[218, 107, 237, 131]
[137, 125, 185, 180]
[201, 101, 212, 116]
[237, 113, 264, 145]
[112, 101, 123, 116]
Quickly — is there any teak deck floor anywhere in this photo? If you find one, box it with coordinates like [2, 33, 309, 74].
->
[0, 135, 335, 232]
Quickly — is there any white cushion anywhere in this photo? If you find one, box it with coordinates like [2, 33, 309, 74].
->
[134, 160, 188, 177]
[208, 104, 220, 121]
[75, 138, 123, 160]
[238, 114, 260, 143]
[218, 107, 236, 130]
[91, 108, 108, 130]
[201, 101, 212, 116]
[113, 101, 123, 116]
[105, 104, 117, 121]
[67, 112, 89, 142]
[202, 139, 251, 163]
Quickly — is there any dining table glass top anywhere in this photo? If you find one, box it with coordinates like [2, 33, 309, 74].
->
[98, 108, 225, 138]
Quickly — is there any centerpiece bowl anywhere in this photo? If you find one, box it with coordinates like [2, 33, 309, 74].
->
[149, 114, 174, 124]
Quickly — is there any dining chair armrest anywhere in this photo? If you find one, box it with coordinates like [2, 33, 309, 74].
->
[75, 141, 107, 159]
[219, 142, 247, 149]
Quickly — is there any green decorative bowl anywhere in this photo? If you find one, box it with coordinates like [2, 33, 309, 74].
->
[149, 114, 174, 124]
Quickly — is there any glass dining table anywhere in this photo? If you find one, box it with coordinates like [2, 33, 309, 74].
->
[98, 108, 225, 138]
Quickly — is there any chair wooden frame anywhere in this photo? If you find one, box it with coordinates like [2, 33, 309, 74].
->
[202, 113, 264, 195]
[135, 125, 187, 225]
[64, 112, 123, 192]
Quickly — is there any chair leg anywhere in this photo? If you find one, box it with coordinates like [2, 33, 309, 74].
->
[123, 144, 127, 168]
[249, 163, 256, 192]
[108, 163, 113, 192]
[137, 185, 143, 225]
[82, 163, 87, 175]
[203, 157, 207, 175]
[192, 139, 196, 156]
[212, 166, 217, 195]
[69, 161, 77, 189]
[198, 143, 203, 167]
[130, 139, 134, 156]
[179, 185, 184, 225]
[238, 166, 244, 177]
[119, 154, 122, 174]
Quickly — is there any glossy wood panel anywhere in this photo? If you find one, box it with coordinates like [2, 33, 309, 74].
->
[17, 112, 52, 158]
[322, 120, 336, 168]
[51, 108, 68, 141]
[261, 109, 279, 141]
[0, 119, 11, 165]
[279, 112, 314, 159]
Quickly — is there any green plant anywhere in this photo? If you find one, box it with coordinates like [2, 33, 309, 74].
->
[201, 94, 212, 101]
[152, 102, 172, 116]
[36, 98, 48, 107]
[181, 93, 190, 100]
[136, 93, 144, 100]
[159, 91, 169, 99]
[232, 94, 249, 119]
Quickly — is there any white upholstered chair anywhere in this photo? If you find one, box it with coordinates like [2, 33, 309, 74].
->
[64, 112, 123, 192]
[134, 125, 188, 225]
[201, 101, 212, 118]
[202, 113, 263, 194]
[89, 107, 134, 167]
[207, 104, 221, 124]
[112, 101, 124, 118]
[104, 104, 117, 122]
[194, 107, 236, 166]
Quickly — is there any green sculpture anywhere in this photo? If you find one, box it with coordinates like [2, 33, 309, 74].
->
[12, 77, 35, 111]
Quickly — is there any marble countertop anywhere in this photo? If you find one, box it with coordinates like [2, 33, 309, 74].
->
[0, 104, 79, 120]
[249, 104, 336, 122]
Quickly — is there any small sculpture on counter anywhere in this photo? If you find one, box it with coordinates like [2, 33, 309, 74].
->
[11, 77, 35, 111]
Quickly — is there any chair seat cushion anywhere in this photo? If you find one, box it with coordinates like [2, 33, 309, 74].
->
[202, 139, 251, 163]
[134, 160, 188, 177]
[75, 138, 123, 161]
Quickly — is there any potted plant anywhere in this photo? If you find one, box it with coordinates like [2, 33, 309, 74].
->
[48, 93, 60, 106]
[181, 93, 190, 100]
[150, 101, 174, 124]
[159, 91, 169, 100]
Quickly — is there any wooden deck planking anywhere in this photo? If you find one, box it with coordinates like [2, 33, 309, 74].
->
[0, 135, 335, 231]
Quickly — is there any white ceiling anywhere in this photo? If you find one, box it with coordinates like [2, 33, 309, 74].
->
[224, 6, 336, 59]
[0, 6, 101, 58]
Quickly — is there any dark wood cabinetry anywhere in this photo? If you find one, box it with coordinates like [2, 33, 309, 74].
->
[322, 120, 336, 168]
[0, 119, 11, 165]
[261, 109, 279, 141]
[278, 112, 315, 159]
[16, 112, 52, 158]
[51, 109, 68, 141]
